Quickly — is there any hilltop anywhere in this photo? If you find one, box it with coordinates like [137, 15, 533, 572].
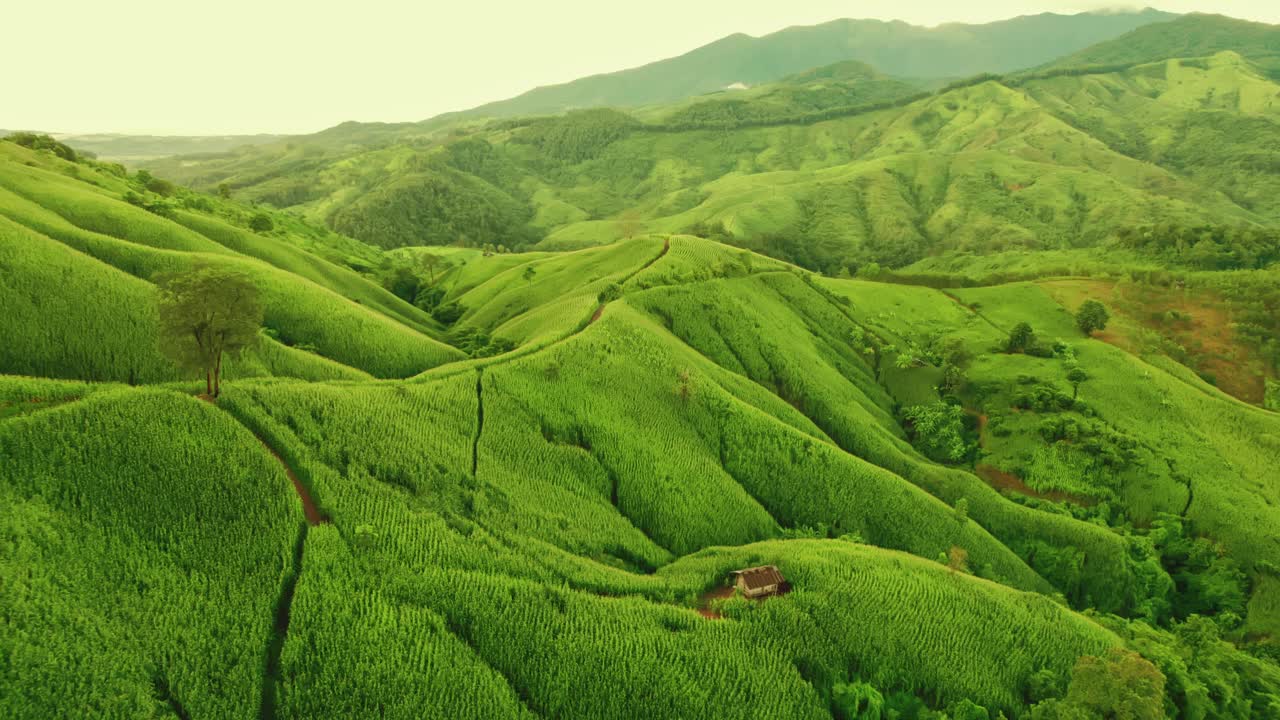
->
[1047, 13, 1280, 73]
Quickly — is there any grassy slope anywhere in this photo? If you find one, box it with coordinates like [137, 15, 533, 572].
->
[0, 143, 463, 380]
[3, 231, 1279, 713]
[0, 381, 301, 718]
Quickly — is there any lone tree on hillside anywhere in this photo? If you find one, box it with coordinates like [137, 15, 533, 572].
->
[1007, 322, 1036, 353]
[523, 266, 537, 285]
[1076, 300, 1110, 336]
[416, 252, 452, 284]
[1066, 366, 1090, 399]
[157, 266, 264, 398]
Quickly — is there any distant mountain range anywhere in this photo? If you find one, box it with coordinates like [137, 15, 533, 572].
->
[138, 13, 1280, 278]
[455, 8, 1177, 118]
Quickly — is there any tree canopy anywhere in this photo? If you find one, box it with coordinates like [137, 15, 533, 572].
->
[1076, 300, 1110, 336]
[156, 266, 263, 397]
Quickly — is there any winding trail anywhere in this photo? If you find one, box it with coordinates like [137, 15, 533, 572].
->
[196, 393, 325, 720]
[472, 370, 484, 479]
[198, 394, 327, 525]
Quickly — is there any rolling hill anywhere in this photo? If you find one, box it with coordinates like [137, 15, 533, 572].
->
[5, 10, 1280, 718]
[3, 132, 1280, 716]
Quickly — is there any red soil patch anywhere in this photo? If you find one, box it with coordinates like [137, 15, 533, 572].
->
[976, 464, 1093, 506]
[590, 304, 605, 324]
[696, 586, 735, 619]
[1040, 279, 1267, 404]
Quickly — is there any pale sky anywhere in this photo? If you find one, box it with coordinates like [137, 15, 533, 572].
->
[4, 1, 1277, 135]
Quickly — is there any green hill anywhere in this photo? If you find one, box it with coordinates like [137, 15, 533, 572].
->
[0, 140, 463, 381]
[4, 207, 1280, 715]
[5, 12, 1280, 718]
[1047, 13, 1280, 74]
[148, 49, 1280, 278]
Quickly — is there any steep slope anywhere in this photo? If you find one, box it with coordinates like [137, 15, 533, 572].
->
[0, 382, 302, 717]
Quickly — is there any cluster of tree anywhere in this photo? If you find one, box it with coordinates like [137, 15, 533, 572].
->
[652, 88, 930, 132]
[513, 109, 640, 164]
[123, 190, 177, 218]
[1194, 271, 1280, 373]
[1268, 379, 1279, 412]
[329, 166, 538, 250]
[3, 132, 78, 161]
[370, 251, 464, 316]
[1115, 223, 1280, 270]
[449, 327, 515, 358]
[132, 169, 176, 197]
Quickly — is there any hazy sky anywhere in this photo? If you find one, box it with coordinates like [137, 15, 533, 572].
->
[5, 1, 1277, 135]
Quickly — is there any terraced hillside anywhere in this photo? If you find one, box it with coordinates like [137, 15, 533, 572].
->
[3, 140, 1279, 715]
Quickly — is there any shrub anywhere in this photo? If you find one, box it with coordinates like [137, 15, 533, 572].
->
[249, 212, 274, 233]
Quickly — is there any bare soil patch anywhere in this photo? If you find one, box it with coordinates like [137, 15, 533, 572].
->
[976, 463, 1093, 506]
[1040, 279, 1266, 404]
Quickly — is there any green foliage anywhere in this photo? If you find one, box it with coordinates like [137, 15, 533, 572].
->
[902, 403, 975, 464]
[514, 109, 640, 164]
[1116, 223, 1280, 270]
[1075, 300, 1110, 336]
[1046, 648, 1166, 720]
[1007, 322, 1037, 353]
[249, 211, 274, 232]
[0, 386, 300, 717]
[1267, 379, 1280, 411]
[3, 132, 77, 161]
[329, 165, 536, 250]
[157, 265, 264, 396]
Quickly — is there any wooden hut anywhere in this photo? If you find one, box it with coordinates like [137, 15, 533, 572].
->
[730, 565, 785, 599]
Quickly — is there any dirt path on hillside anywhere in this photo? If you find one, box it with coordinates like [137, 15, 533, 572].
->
[198, 394, 327, 525]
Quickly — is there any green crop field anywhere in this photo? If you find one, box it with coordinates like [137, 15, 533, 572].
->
[5, 10, 1280, 718]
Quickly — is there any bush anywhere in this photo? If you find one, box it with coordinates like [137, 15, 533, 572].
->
[249, 212, 274, 233]
[432, 302, 465, 325]
[597, 283, 623, 304]
[1076, 300, 1110, 336]
[901, 402, 975, 464]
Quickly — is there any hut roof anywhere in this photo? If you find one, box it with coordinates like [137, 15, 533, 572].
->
[732, 565, 785, 590]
